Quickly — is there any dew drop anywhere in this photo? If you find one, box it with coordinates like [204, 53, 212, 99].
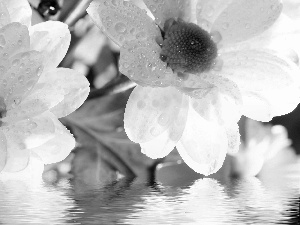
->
[13, 97, 21, 106]
[115, 22, 127, 33]
[127, 69, 134, 77]
[18, 75, 24, 83]
[2, 53, 8, 59]
[157, 113, 169, 126]
[212, 58, 223, 71]
[28, 121, 37, 130]
[0, 35, 6, 46]
[210, 31, 222, 44]
[152, 99, 160, 108]
[111, 0, 119, 6]
[149, 5, 157, 12]
[222, 22, 229, 30]
[123, 62, 129, 68]
[36, 66, 43, 76]
[129, 28, 135, 34]
[245, 23, 251, 29]
[12, 59, 20, 67]
[150, 127, 160, 136]
[123, 1, 129, 7]
[25, 68, 31, 74]
[136, 31, 146, 39]
[137, 100, 146, 109]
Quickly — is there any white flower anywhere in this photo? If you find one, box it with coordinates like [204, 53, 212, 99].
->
[230, 120, 292, 177]
[87, 0, 300, 175]
[0, 0, 90, 176]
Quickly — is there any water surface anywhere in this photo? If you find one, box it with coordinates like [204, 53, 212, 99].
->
[0, 159, 299, 224]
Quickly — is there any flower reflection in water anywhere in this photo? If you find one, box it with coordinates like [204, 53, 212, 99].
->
[0, 158, 299, 224]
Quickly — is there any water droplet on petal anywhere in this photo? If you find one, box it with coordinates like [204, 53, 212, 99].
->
[114, 22, 127, 33]
[18, 75, 25, 83]
[210, 31, 222, 44]
[212, 58, 223, 71]
[222, 22, 229, 30]
[137, 100, 146, 109]
[157, 113, 169, 126]
[0, 35, 6, 46]
[150, 127, 160, 136]
[149, 5, 157, 12]
[28, 121, 37, 130]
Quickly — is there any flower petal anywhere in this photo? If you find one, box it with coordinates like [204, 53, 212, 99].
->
[0, 22, 30, 62]
[1, 51, 43, 111]
[197, 0, 282, 45]
[190, 85, 242, 126]
[0, 2, 10, 28]
[87, 0, 160, 47]
[230, 15, 300, 63]
[0, 130, 7, 172]
[143, 0, 197, 28]
[29, 21, 71, 70]
[241, 83, 300, 122]
[30, 116, 75, 164]
[196, 0, 230, 32]
[283, 0, 300, 20]
[2, 0, 31, 27]
[38, 68, 90, 118]
[3, 111, 56, 152]
[140, 93, 189, 159]
[1, 132, 29, 172]
[3, 84, 64, 124]
[119, 40, 174, 87]
[219, 49, 300, 92]
[176, 104, 228, 176]
[124, 86, 183, 143]
[241, 92, 273, 122]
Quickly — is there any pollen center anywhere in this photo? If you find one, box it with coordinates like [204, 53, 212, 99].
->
[160, 19, 218, 74]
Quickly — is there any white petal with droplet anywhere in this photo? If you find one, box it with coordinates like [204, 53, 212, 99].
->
[205, 0, 282, 45]
[38, 68, 90, 118]
[177, 104, 228, 176]
[4, 111, 56, 151]
[124, 86, 183, 143]
[0, 22, 30, 62]
[119, 40, 174, 87]
[1, 51, 43, 110]
[29, 21, 71, 70]
[141, 93, 189, 159]
[143, 0, 198, 28]
[30, 114, 75, 164]
[87, 0, 160, 47]
[219, 49, 300, 92]
[2, 0, 31, 27]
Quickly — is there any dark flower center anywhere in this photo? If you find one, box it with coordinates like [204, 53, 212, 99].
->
[160, 19, 218, 74]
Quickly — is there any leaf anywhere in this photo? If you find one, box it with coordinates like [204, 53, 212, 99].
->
[62, 88, 160, 185]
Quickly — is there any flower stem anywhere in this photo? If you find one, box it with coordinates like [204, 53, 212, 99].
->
[87, 75, 136, 100]
[61, 0, 93, 27]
